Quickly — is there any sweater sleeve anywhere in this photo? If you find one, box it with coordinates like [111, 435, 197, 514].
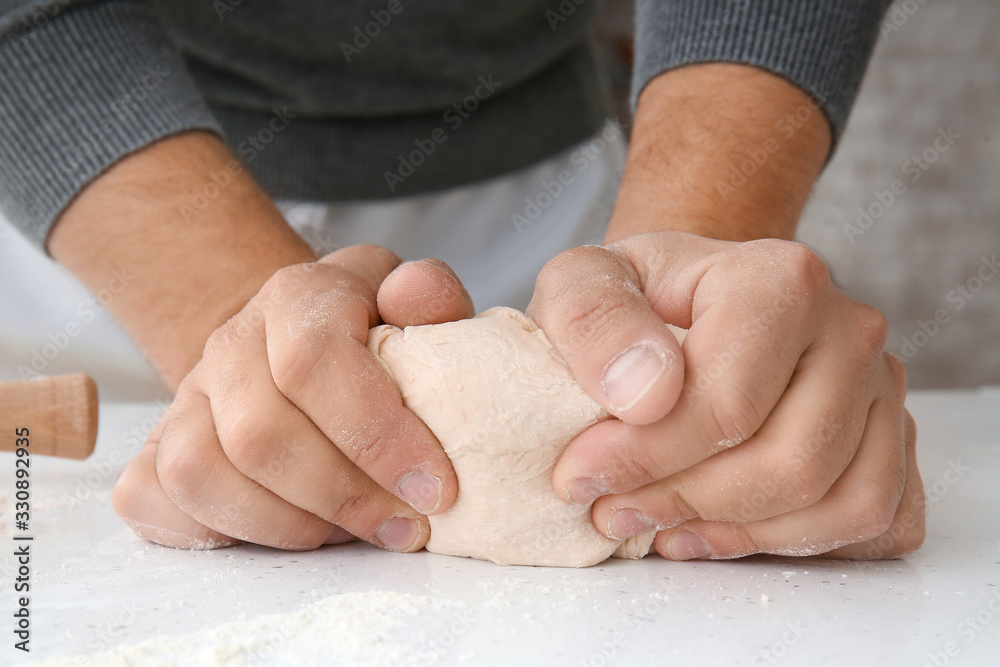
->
[632, 0, 892, 151]
[0, 1, 222, 249]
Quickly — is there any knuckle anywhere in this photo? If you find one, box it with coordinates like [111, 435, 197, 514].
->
[270, 345, 318, 397]
[562, 295, 635, 353]
[703, 382, 763, 447]
[884, 352, 908, 392]
[278, 516, 332, 551]
[780, 455, 833, 508]
[725, 525, 762, 558]
[202, 321, 238, 364]
[535, 244, 621, 300]
[664, 487, 700, 524]
[779, 242, 831, 293]
[221, 412, 275, 478]
[533, 247, 581, 299]
[111, 460, 145, 520]
[258, 263, 315, 303]
[847, 490, 897, 542]
[155, 435, 211, 503]
[261, 263, 371, 322]
[738, 240, 831, 307]
[345, 426, 394, 472]
[344, 244, 402, 278]
[601, 448, 666, 493]
[851, 305, 890, 357]
[892, 516, 927, 556]
[326, 488, 371, 531]
[863, 506, 926, 559]
[270, 334, 348, 398]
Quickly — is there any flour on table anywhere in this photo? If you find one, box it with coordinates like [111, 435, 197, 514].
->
[368, 307, 654, 568]
[26, 591, 458, 666]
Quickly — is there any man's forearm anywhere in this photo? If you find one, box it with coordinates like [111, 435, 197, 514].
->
[49, 131, 316, 389]
[607, 63, 831, 243]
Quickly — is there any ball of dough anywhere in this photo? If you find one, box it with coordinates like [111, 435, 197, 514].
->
[367, 307, 654, 567]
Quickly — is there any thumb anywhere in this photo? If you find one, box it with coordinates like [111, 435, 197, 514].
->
[377, 258, 475, 327]
[527, 244, 684, 425]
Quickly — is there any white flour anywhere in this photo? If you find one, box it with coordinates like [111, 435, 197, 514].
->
[27, 591, 461, 667]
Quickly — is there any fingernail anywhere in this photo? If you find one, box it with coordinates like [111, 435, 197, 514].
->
[398, 471, 442, 514]
[607, 508, 656, 540]
[375, 517, 421, 552]
[667, 530, 713, 560]
[568, 478, 609, 504]
[602, 344, 667, 412]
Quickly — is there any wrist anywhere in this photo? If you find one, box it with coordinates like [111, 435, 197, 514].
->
[49, 131, 316, 389]
[606, 63, 831, 244]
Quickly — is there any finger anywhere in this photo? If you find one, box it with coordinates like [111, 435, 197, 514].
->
[154, 388, 352, 551]
[324, 526, 356, 545]
[319, 244, 402, 315]
[587, 327, 882, 536]
[826, 409, 925, 559]
[205, 330, 433, 551]
[528, 243, 685, 425]
[113, 438, 240, 550]
[378, 258, 475, 327]
[649, 387, 908, 560]
[259, 264, 458, 515]
[554, 238, 849, 503]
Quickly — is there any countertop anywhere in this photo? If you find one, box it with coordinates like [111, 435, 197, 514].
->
[2, 389, 999, 666]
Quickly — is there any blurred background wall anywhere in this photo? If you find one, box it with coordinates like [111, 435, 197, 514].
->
[596, 0, 999, 389]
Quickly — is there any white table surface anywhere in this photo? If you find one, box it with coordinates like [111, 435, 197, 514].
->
[2, 389, 999, 666]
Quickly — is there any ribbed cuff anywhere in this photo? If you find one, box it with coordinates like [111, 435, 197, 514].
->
[632, 0, 892, 152]
[0, 1, 222, 249]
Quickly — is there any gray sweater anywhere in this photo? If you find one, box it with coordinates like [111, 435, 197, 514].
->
[0, 0, 891, 248]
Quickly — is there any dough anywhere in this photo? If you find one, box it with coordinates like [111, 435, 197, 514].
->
[367, 307, 655, 567]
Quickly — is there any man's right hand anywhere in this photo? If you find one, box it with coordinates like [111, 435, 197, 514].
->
[46, 131, 473, 551]
[112, 247, 474, 551]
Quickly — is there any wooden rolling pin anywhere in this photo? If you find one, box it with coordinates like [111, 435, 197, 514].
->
[0, 374, 98, 459]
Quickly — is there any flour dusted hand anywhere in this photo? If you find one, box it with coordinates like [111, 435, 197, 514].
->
[112, 248, 471, 554]
[368, 307, 654, 567]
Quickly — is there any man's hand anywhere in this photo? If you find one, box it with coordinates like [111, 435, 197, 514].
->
[529, 63, 925, 560]
[112, 247, 474, 551]
[529, 233, 924, 560]
[48, 131, 476, 551]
